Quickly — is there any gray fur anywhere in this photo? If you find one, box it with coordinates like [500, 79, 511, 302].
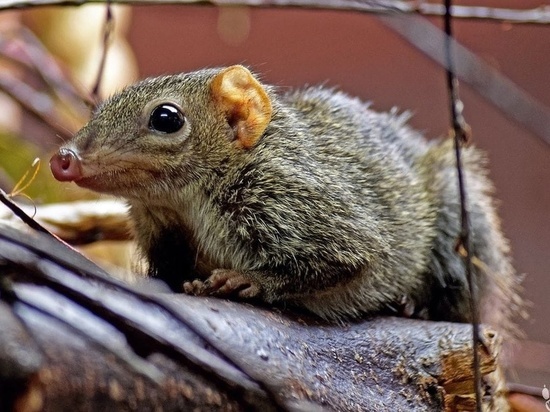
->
[58, 67, 522, 335]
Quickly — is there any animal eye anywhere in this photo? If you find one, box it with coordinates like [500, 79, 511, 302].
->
[149, 104, 185, 134]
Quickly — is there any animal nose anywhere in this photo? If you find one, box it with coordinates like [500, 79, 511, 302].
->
[50, 148, 83, 181]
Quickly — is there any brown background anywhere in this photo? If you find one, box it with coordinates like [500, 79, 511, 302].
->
[126, 2, 549, 385]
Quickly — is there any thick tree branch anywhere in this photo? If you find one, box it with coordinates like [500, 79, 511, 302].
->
[0, 223, 508, 411]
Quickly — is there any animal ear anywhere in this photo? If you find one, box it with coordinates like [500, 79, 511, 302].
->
[211, 65, 273, 149]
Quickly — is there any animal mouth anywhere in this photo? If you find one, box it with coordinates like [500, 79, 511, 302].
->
[76, 167, 162, 195]
[75, 169, 129, 192]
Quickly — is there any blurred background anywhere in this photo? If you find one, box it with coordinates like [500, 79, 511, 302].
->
[0, 0, 548, 391]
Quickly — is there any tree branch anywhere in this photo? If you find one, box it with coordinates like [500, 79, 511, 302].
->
[0, 223, 509, 411]
[0, 0, 549, 25]
[379, 14, 550, 147]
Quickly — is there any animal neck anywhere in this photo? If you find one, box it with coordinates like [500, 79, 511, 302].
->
[128, 183, 248, 272]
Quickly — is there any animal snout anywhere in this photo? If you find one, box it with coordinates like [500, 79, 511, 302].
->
[50, 148, 82, 182]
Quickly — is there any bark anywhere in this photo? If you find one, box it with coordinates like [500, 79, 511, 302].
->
[0, 222, 508, 411]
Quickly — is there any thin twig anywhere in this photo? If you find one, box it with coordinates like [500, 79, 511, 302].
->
[415, 2, 550, 24]
[507, 382, 545, 399]
[18, 27, 95, 110]
[378, 14, 550, 148]
[0, 72, 74, 140]
[91, 1, 114, 102]
[0, 0, 549, 24]
[0, 189, 54, 236]
[442, 1, 481, 411]
[0, 31, 91, 110]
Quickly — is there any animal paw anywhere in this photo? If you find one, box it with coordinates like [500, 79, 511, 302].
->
[398, 295, 416, 318]
[201, 269, 262, 299]
[183, 279, 206, 295]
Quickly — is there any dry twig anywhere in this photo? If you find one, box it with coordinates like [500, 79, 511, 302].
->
[441, 0, 480, 410]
